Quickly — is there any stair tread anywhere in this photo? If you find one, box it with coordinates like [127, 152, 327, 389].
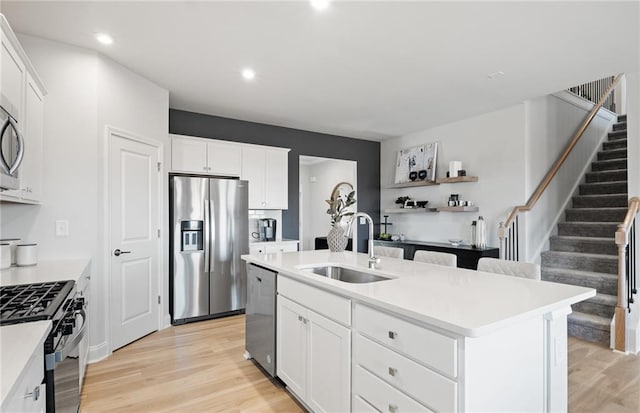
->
[586, 169, 628, 174]
[574, 194, 626, 198]
[589, 293, 617, 305]
[566, 207, 627, 212]
[542, 266, 617, 280]
[581, 180, 627, 186]
[549, 235, 614, 242]
[541, 250, 617, 260]
[568, 311, 611, 329]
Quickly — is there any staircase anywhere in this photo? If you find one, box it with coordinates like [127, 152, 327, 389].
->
[541, 113, 627, 345]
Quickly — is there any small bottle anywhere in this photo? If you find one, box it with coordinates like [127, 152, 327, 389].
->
[476, 216, 486, 248]
[471, 221, 477, 248]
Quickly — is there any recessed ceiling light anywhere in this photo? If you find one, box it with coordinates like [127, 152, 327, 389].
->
[242, 68, 256, 81]
[488, 71, 505, 79]
[95, 33, 114, 45]
[310, 0, 331, 11]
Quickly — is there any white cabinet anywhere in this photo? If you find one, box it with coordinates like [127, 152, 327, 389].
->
[17, 73, 44, 202]
[277, 295, 351, 413]
[353, 304, 458, 412]
[241, 146, 289, 209]
[0, 16, 46, 204]
[77, 270, 90, 389]
[171, 135, 242, 177]
[249, 240, 298, 255]
[2, 347, 46, 413]
[0, 20, 25, 121]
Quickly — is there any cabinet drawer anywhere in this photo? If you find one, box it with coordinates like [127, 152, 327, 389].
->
[278, 276, 350, 326]
[2, 350, 45, 412]
[355, 304, 457, 378]
[355, 334, 457, 412]
[354, 366, 433, 413]
[352, 395, 379, 413]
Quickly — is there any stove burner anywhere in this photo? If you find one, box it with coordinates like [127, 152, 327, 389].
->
[0, 281, 74, 325]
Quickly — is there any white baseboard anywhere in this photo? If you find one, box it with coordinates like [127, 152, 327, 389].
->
[88, 341, 110, 364]
[162, 314, 171, 330]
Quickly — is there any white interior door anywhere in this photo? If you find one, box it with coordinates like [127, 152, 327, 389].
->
[109, 131, 159, 351]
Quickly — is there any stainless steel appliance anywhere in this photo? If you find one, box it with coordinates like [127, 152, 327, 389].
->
[245, 263, 277, 377]
[170, 175, 249, 324]
[0, 280, 87, 413]
[259, 218, 276, 241]
[0, 105, 24, 191]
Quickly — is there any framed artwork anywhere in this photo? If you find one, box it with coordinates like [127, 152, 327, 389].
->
[394, 142, 438, 184]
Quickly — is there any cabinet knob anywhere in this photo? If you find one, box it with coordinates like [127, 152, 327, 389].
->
[24, 386, 40, 401]
[388, 331, 397, 340]
[388, 367, 398, 376]
[388, 404, 398, 413]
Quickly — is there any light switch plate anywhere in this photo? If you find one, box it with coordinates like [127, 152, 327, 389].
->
[55, 220, 69, 237]
[359, 217, 367, 225]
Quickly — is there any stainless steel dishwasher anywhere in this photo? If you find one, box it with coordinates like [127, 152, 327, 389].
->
[245, 263, 277, 377]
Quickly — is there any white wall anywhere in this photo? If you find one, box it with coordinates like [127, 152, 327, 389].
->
[380, 105, 527, 248]
[0, 34, 169, 362]
[524, 92, 616, 263]
[300, 158, 357, 251]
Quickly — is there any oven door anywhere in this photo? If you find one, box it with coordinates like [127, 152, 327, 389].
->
[0, 106, 24, 191]
[46, 308, 87, 413]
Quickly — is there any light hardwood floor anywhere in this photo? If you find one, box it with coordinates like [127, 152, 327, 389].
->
[81, 315, 639, 412]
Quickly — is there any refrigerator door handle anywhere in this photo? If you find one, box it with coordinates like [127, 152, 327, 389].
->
[204, 199, 211, 273]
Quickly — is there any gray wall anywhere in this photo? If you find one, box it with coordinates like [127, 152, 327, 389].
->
[169, 109, 381, 252]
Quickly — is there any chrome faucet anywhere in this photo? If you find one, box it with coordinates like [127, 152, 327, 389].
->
[350, 212, 380, 269]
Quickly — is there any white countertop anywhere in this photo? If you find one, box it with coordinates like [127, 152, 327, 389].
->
[0, 258, 90, 286]
[249, 238, 299, 245]
[242, 250, 595, 337]
[0, 321, 51, 407]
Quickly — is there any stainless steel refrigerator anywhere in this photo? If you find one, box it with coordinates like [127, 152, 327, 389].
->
[170, 175, 249, 324]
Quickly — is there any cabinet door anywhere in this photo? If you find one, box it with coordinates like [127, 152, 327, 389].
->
[307, 310, 351, 413]
[277, 295, 308, 399]
[0, 27, 25, 121]
[2, 351, 45, 413]
[264, 149, 288, 209]
[241, 146, 266, 209]
[171, 138, 208, 173]
[207, 141, 241, 176]
[19, 74, 44, 202]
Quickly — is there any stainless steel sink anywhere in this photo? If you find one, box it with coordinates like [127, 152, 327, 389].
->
[302, 266, 390, 283]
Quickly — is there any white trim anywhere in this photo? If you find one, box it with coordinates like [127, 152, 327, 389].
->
[102, 125, 164, 356]
[87, 341, 109, 364]
[169, 133, 291, 152]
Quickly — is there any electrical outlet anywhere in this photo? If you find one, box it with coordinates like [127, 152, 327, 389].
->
[55, 220, 69, 237]
[359, 217, 367, 225]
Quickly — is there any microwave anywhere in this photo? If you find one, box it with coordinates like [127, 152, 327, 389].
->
[0, 105, 24, 191]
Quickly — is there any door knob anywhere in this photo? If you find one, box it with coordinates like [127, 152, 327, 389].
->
[113, 249, 131, 256]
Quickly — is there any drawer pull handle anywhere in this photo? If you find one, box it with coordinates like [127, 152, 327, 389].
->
[388, 331, 397, 339]
[24, 386, 40, 401]
[388, 403, 398, 413]
[298, 315, 303, 322]
[388, 367, 397, 376]
[298, 315, 308, 324]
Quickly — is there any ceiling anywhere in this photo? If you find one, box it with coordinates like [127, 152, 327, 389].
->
[2, 1, 638, 141]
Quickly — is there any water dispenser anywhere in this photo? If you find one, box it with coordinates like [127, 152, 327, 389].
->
[181, 220, 203, 252]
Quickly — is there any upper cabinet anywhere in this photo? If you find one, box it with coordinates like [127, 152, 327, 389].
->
[0, 15, 47, 204]
[171, 135, 242, 177]
[241, 146, 289, 210]
[170, 134, 290, 210]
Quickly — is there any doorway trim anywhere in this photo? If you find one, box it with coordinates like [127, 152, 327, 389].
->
[99, 125, 164, 359]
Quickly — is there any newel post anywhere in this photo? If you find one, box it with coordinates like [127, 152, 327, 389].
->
[614, 223, 628, 352]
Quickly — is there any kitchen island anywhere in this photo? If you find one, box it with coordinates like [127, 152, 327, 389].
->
[242, 250, 595, 413]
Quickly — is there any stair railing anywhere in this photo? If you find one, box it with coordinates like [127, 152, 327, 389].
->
[568, 76, 617, 112]
[498, 73, 622, 260]
[614, 197, 639, 352]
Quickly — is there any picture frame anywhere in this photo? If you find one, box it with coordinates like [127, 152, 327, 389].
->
[394, 142, 438, 184]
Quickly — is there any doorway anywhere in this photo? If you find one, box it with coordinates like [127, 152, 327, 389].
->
[299, 156, 357, 251]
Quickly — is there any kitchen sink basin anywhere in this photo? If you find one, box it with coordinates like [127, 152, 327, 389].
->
[302, 266, 391, 283]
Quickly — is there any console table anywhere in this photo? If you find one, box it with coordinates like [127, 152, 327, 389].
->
[373, 239, 499, 270]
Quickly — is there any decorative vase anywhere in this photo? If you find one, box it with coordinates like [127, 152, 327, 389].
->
[327, 226, 348, 252]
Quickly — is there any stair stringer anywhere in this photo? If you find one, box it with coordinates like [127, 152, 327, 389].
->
[526, 110, 617, 263]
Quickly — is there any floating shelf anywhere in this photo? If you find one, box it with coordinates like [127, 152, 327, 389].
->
[435, 176, 479, 184]
[386, 180, 439, 189]
[384, 207, 438, 214]
[436, 206, 479, 212]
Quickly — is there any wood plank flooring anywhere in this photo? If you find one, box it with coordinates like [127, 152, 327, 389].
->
[81, 316, 640, 412]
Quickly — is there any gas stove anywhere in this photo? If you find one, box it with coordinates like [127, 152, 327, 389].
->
[0, 280, 75, 325]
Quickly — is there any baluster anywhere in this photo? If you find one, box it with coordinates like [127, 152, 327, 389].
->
[516, 216, 520, 261]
